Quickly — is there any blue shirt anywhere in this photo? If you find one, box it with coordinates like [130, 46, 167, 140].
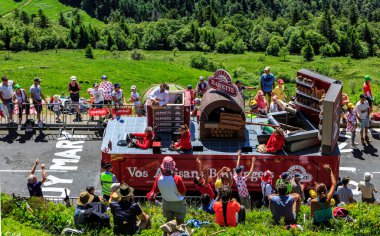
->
[27, 181, 43, 197]
[260, 73, 275, 92]
[270, 195, 295, 224]
[199, 199, 216, 214]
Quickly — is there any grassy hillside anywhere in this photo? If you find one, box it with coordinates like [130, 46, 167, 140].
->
[0, 0, 28, 16]
[1, 50, 379, 103]
[0, 0, 104, 26]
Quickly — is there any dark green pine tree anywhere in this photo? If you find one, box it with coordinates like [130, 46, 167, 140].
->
[20, 11, 30, 24]
[77, 25, 89, 49]
[210, 11, 218, 27]
[362, 23, 375, 56]
[302, 40, 314, 61]
[3, 27, 11, 50]
[106, 32, 115, 50]
[38, 9, 49, 28]
[69, 22, 77, 42]
[59, 12, 69, 28]
[292, 8, 301, 25]
[349, 3, 359, 26]
[85, 44, 94, 59]
[319, 7, 334, 42]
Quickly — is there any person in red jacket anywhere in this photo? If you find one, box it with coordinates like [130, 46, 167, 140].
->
[258, 128, 284, 153]
[128, 126, 154, 149]
[172, 124, 192, 151]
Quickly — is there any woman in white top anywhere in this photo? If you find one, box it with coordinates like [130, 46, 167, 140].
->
[112, 83, 125, 108]
[12, 84, 29, 130]
[129, 85, 141, 116]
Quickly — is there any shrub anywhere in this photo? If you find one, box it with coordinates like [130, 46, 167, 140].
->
[190, 55, 209, 70]
[130, 49, 145, 60]
[84, 44, 94, 59]
[266, 40, 280, 56]
[302, 40, 314, 61]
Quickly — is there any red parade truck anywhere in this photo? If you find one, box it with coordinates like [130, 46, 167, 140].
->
[101, 69, 342, 193]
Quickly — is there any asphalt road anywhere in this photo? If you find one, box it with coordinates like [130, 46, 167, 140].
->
[0, 128, 379, 201]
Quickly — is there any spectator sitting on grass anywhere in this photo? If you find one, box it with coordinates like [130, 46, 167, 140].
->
[216, 167, 234, 194]
[86, 186, 103, 203]
[269, 183, 300, 225]
[194, 158, 215, 199]
[127, 126, 155, 149]
[110, 184, 151, 235]
[213, 186, 246, 227]
[27, 158, 47, 197]
[234, 150, 255, 210]
[310, 164, 337, 226]
[358, 172, 378, 204]
[290, 173, 305, 203]
[199, 193, 216, 214]
[337, 177, 356, 205]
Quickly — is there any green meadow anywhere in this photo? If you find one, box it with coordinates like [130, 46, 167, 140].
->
[1, 49, 379, 103]
[0, 0, 28, 16]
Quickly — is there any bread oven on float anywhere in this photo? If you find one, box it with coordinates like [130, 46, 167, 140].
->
[199, 70, 246, 140]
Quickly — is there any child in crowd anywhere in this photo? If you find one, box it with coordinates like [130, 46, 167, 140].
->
[254, 90, 267, 114]
[213, 186, 246, 227]
[129, 85, 141, 116]
[272, 79, 287, 101]
[191, 98, 201, 117]
[52, 95, 62, 123]
[358, 172, 378, 204]
[112, 83, 124, 108]
[346, 103, 358, 148]
[269, 95, 279, 113]
[234, 150, 255, 210]
[261, 170, 273, 207]
[199, 194, 216, 214]
[194, 158, 215, 199]
[215, 167, 233, 197]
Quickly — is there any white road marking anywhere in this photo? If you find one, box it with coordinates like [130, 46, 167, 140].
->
[339, 143, 348, 149]
[339, 167, 357, 173]
[372, 172, 380, 174]
[340, 149, 353, 153]
[339, 133, 352, 138]
[339, 142, 353, 153]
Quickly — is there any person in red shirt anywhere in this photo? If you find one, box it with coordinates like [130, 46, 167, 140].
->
[258, 128, 285, 153]
[363, 75, 373, 111]
[173, 124, 192, 151]
[128, 126, 154, 149]
[194, 158, 215, 199]
[213, 186, 246, 227]
[146, 156, 187, 225]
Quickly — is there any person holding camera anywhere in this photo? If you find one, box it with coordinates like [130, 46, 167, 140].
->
[27, 158, 47, 197]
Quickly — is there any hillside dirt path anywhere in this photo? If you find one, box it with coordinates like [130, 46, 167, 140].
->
[2, 0, 33, 17]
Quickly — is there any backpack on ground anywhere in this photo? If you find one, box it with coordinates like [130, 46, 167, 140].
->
[333, 207, 355, 223]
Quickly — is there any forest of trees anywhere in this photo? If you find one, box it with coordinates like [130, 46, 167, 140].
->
[0, 0, 379, 58]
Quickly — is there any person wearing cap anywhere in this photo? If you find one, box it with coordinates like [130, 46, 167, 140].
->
[254, 90, 267, 115]
[146, 156, 187, 225]
[196, 76, 209, 97]
[27, 158, 46, 197]
[234, 150, 255, 210]
[269, 95, 279, 113]
[290, 173, 305, 202]
[272, 79, 287, 101]
[74, 191, 95, 229]
[358, 172, 378, 204]
[127, 126, 155, 149]
[12, 84, 29, 131]
[0, 75, 15, 123]
[68, 76, 82, 122]
[110, 183, 151, 235]
[30, 77, 47, 127]
[100, 163, 118, 201]
[337, 177, 356, 205]
[90, 83, 104, 109]
[346, 102, 358, 148]
[260, 66, 275, 112]
[355, 94, 371, 145]
[129, 85, 141, 116]
[363, 75, 373, 110]
[261, 170, 273, 207]
[269, 183, 300, 225]
[111, 83, 125, 108]
[52, 95, 62, 123]
[149, 83, 169, 107]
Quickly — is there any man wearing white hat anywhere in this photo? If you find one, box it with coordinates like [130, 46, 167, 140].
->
[260, 66, 275, 113]
[358, 172, 378, 204]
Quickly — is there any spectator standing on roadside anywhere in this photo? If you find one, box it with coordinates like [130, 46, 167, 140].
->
[358, 172, 378, 204]
[90, 83, 104, 108]
[99, 75, 114, 112]
[261, 170, 273, 207]
[110, 184, 151, 235]
[186, 85, 196, 109]
[147, 156, 187, 225]
[27, 158, 47, 197]
[129, 85, 141, 116]
[196, 76, 209, 97]
[12, 84, 29, 131]
[68, 76, 82, 122]
[260, 67, 275, 113]
[269, 183, 300, 225]
[235, 80, 254, 100]
[290, 173, 305, 203]
[346, 103, 358, 148]
[234, 150, 255, 210]
[112, 83, 124, 107]
[363, 75, 373, 111]
[337, 177, 356, 205]
[310, 164, 337, 225]
[30, 78, 47, 127]
[355, 94, 371, 145]
[0, 76, 15, 123]
[100, 163, 118, 201]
